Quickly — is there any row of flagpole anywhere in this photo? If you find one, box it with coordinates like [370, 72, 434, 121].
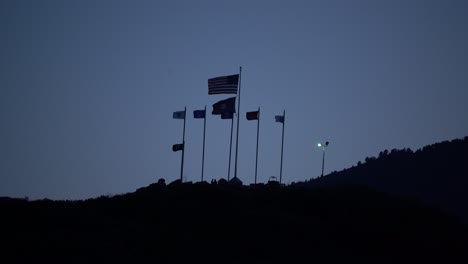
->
[173, 106, 286, 184]
[172, 67, 286, 184]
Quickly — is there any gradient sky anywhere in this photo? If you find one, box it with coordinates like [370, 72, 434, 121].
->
[1, 0, 467, 200]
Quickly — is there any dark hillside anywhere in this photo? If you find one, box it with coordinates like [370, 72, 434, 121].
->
[1, 184, 467, 263]
[304, 137, 468, 222]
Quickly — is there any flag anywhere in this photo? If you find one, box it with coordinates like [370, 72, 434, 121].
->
[193, 110, 206, 119]
[172, 143, 184, 152]
[275, 115, 284, 123]
[246, 111, 259, 121]
[221, 112, 234, 119]
[208, 74, 239, 95]
[173, 111, 185, 119]
[212, 97, 236, 115]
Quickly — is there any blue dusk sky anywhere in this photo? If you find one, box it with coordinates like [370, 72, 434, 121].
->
[1, 0, 467, 199]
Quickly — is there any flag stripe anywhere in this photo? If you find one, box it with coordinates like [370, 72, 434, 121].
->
[208, 79, 237, 83]
[207, 84, 238, 88]
[209, 87, 237, 91]
[208, 82, 238, 86]
[208, 87, 238, 92]
[208, 90, 237, 95]
[208, 74, 239, 82]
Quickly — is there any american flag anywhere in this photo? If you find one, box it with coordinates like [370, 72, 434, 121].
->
[208, 74, 239, 95]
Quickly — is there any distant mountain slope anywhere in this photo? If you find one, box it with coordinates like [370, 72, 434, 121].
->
[1, 184, 467, 263]
[304, 137, 468, 221]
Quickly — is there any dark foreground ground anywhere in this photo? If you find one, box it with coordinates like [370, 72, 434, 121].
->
[2, 183, 467, 263]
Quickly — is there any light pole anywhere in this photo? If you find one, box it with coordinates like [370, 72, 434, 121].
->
[317, 141, 329, 177]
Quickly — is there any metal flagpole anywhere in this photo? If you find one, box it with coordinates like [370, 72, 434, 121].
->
[201, 105, 206, 182]
[279, 109, 285, 184]
[181, 106, 186, 182]
[228, 114, 234, 181]
[321, 147, 325, 177]
[255, 107, 260, 184]
[234, 66, 242, 180]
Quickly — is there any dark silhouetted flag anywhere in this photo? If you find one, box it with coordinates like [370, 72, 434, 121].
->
[193, 109, 206, 119]
[221, 112, 234, 119]
[173, 111, 185, 119]
[212, 97, 236, 115]
[246, 111, 259, 121]
[208, 74, 239, 95]
[172, 143, 184, 152]
[275, 115, 284, 123]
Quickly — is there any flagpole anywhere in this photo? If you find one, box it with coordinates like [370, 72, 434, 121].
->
[201, 105, 206, 182]
[279, 109, 285, 185]
[255, 107, 260, 184]
[181, 106, 186, 182]
[234, 66, 242, 180]
[228, 114, 234, 181]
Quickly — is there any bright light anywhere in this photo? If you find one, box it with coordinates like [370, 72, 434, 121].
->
[317, 143, 322, 147]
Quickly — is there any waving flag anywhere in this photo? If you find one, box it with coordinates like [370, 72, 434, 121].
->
[208, 74, 239, 95]
[275, 115, 284, 123]
[173, 111, 185, 119]
[212, 97, 236, 115]
[193, 109, 206, 119]
[172, 143, 184, 152]
[246, 111, 259, 121]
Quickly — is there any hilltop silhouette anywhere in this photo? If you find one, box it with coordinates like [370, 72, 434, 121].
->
[302, 136, 468, 222]
[1, 137, 468, 262]
[2, 183, 468, 262]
